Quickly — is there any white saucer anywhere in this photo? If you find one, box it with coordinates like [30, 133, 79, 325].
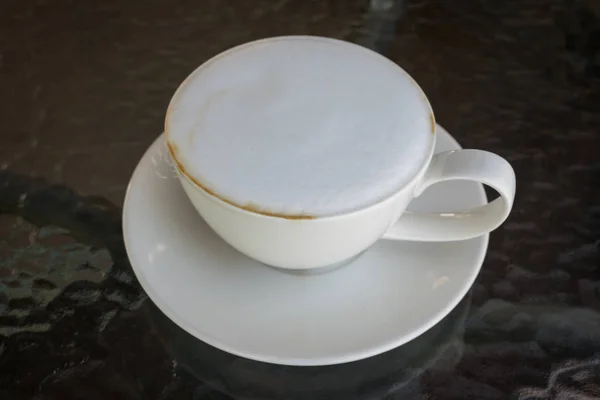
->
[123, 125, 488, 366]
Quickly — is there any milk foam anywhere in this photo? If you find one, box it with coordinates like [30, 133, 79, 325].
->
[167, 37, 434, 217]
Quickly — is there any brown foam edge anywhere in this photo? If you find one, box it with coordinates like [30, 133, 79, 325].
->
[166, 141, 315, 220]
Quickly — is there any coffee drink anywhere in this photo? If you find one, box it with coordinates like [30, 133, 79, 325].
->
[166, 37, 434, 218]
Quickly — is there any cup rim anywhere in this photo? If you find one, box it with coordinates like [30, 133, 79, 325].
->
[165, 35, 436, 221]
[167, 140, 436, 222]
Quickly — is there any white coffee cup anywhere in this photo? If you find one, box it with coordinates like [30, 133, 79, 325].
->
[165, 36, 516, 271]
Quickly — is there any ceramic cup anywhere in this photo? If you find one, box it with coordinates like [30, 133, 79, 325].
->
[165, 36, 516, 271]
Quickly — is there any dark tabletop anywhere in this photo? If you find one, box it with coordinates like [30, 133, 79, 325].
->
[1, 0, 599, 399]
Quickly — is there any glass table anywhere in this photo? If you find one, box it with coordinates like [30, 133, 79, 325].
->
[1, 0, 599, 398]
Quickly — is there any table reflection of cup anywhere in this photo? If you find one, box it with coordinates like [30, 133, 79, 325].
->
[148, 292, 471, 400]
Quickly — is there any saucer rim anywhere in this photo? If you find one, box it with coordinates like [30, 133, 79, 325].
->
[123, 126, 488, 366]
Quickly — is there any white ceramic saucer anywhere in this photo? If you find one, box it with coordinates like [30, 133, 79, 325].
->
[123, 125, 488, 366]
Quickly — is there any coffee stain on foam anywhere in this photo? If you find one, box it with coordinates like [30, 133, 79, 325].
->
[430, 112, 436, 135]
[241, 203, 314, 220]
[166, 141, 315, 220]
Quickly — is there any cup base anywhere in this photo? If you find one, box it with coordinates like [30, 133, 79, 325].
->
[264, 252, 365, 276]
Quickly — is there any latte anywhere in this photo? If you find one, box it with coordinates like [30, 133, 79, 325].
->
[166, 37, 434, 218]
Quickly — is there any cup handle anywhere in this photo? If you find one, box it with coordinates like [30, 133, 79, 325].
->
[382, 149, 516, 242]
